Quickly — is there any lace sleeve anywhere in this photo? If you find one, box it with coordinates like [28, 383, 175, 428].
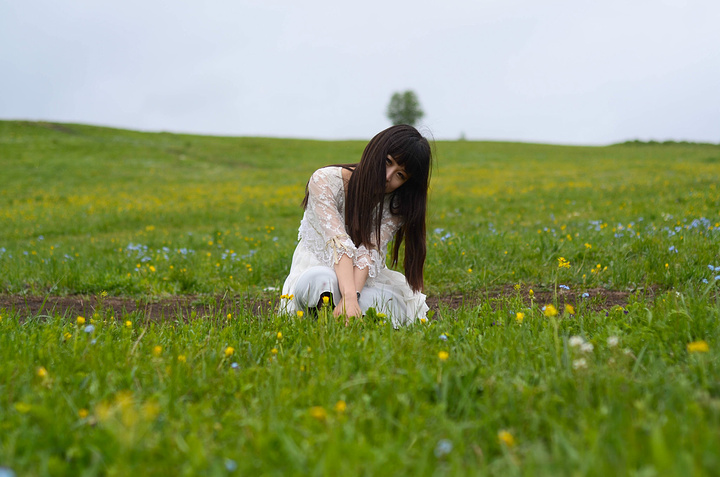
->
[298, 168, 356, 264]
[354, 203, 403, 278]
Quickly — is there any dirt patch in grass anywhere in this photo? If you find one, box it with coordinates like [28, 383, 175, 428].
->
[425, 285, 654, 311]
[0, 286, 656, 321]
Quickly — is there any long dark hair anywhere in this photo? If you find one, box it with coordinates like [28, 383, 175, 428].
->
[302, 125, 432, 292]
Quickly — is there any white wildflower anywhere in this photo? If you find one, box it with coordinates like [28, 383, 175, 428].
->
[572, 358, 587, 370]
[569, 336, 584, 348]
[580, 342, 594, 353]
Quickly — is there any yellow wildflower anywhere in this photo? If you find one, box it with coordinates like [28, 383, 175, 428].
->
[420, 317, 427, 324]
[37, 366, 48, 378]
[225, 346, 235, 357]
[322, 296, 330, 305]
[152, 345, 162, 357]
[515, 312, 525, 324]
[584, 243, 592, 249]
[78, 408, 89, 419]
[309, 406, 327, 421]
[63, 332, 72, 340]
[142, 401, 160, 420]
[227, 313, 232, 320]
[125, 320, 132, 328]
[565, 304, 575, 315]
[498, 430, 516, 447]
[558, 257, 571, 269]
[334, 400, 347, 413]
[297, 310, 304, 318]
[77, 316, 85, 325]
[687, 340, 709, 353]
[178, 355, 187, 363]
[271, 348, 278, 355]
[277, 332, 282, 339]
[544, 304, 558, 317]
[438, 351, 449, 361]
[529, 289, 534, 297]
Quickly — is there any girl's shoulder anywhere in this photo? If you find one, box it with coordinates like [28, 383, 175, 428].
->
[310, 166, 347, 190]
[310, 166, 343, 180]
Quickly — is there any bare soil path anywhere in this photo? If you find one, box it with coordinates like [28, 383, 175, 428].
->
[0, 287, 648, 321]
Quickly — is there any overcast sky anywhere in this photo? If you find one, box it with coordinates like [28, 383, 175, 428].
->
[1, 0, 718, 144]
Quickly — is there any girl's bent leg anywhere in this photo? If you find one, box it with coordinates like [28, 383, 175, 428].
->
[292, 266, 341, 310]
[358, 286, 408, 325]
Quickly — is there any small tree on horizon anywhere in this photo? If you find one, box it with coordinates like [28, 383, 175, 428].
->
[386, 90, 424, 127]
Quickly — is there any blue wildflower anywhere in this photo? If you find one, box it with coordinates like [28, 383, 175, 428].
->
[439, 334, 448, 341]
[559, 285, 570, 290]
[84, 325, 95, 334]
[434, 439, 453, 458]
[224, 459, 238, 472]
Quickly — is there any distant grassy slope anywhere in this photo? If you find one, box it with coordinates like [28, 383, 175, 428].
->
[1, 120, 719, 296]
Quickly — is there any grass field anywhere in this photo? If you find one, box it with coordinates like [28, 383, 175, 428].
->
[1, 120, 720, 475]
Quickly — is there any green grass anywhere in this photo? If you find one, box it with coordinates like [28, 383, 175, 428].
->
[2, 120, 719, 297]
[1, 121, 720, 476]
[2, 292, 719, 475]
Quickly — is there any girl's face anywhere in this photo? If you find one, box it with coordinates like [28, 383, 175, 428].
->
[385, 155, 409, 193]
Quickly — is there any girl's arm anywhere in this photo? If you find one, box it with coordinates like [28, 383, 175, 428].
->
[353, 209, 403, 280]
[353, 265, 369, 294]
[333, 255, 362, 320]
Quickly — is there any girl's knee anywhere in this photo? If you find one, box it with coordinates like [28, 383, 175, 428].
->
[293, 266, 339, 308]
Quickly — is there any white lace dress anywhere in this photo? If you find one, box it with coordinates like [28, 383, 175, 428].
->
[280, 166, 428, 326]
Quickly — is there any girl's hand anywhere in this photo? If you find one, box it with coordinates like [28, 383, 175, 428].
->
[333, 296, 362, 324]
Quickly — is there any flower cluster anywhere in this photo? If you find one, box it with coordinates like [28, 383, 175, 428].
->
[687, 340, 709, 353]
